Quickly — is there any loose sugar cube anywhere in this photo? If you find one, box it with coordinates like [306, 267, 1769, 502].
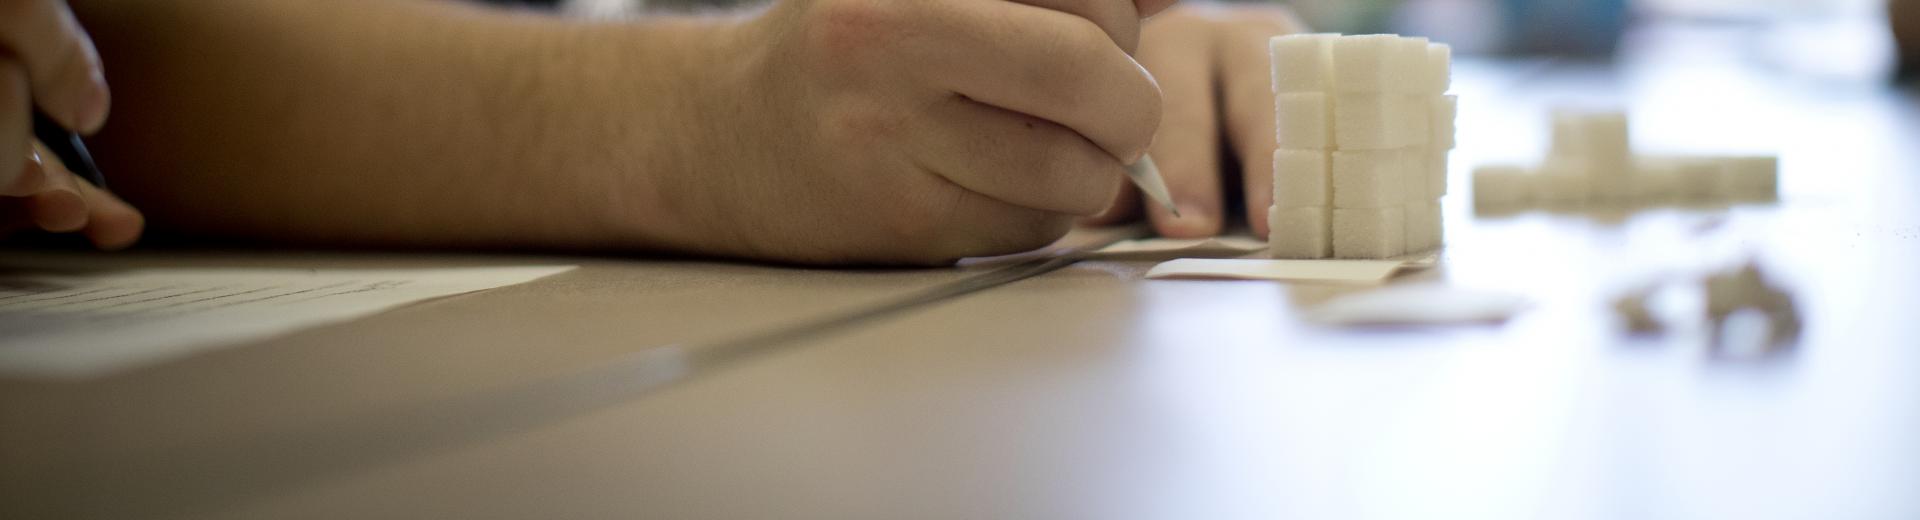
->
[1429, 95, 1457, 149]
[1275, 93, 1333, 149]
[1268, 205, 1331, 259]
[1424, 43, 1452, 94]
[1270, 34, 1336, 93]
[1722, 156, 1779, 202]
[1388, 37, 1431, 94]
[1586, 112, 1631, 159]
[1668, 158, 1725, 201]
[1272, 149, 1331, 208]
[1333, 206, 1407, 259]
[1404, 200, 1443, 252]
[1332, 149, 1408, 208]
[1550, 109, 1629, 161]
[1535, 158, 1592, 207]
[1333, 93, 1415, 150]
[1472, 165, 1533, 212]
[1329, 35, 1398, 93]
[1631, 158, 1681, 205]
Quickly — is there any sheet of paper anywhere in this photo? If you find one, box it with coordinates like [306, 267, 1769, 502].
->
[1094, 236, 1268, 256]
[1305, 284, 1531, 327]
[0, 265, 575, 378]
[1144, 257, 1430, 284]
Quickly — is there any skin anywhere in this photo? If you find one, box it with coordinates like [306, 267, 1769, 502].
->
[1087, 3, 1307, 238]
[10, 0, 1301, 265]
[0, 0, 141, 249]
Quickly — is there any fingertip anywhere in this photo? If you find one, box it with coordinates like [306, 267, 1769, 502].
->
[77, 79, 110, 135]
[1151, 202, 1220, 238]
[26, 189, 88, 232]
[87, 208, 144, 251]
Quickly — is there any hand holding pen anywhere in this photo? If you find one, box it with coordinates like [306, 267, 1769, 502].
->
[1, 0, 142, 250]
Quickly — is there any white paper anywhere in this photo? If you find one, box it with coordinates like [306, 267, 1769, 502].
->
[1095, 236, 1269, 256]
[0, 265, 575, 378]
[1306, 284, 1531, 326]
[1145, 258, 1424, 284]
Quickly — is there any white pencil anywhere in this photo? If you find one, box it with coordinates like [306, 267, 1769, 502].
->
[1125, 154, 1181, 217]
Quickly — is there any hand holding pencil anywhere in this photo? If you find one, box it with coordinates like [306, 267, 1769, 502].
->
[0, 0, 142, 250]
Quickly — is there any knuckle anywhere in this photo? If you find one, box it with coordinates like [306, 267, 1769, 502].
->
[817, 99, 905, 150]
[805, 0, 907, 59]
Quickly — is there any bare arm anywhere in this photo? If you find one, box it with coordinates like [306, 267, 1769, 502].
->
[73, 0, 734, 252]
[72, 0, 1169, 264]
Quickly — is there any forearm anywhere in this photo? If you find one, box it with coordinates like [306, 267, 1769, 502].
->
[72, 0, 738, 251]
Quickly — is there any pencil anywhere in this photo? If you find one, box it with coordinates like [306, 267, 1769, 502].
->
[31, 109, 106, 188]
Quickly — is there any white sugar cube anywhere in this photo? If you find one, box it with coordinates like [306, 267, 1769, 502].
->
[1333, 206, 1407, 259]
[1399, 95, 1432, 146]
[1268, 205, 1331, 259]
[1536, 158, 1592, 207]
[1722, 156, 1779, 202]
[1424, 43, 1453, 94]
[1273, 149, 1331, 208]
[1333, 93, 1415, 150]
[1402, 147, 1432, 202]
[1275, 93, 1333, 149]
[1330, 35, 1398, 93]
[1388, 37, 1431, 94]
[1270, 34, 1336, 93]
[1404, 200, 1443, 252]
[1550, 109, 1629, 160]
[1668, 158, 1725, 201]
[1428, 148, 1450, 197]
[1332, 149, 1408, 208]
[1631, 158, 1681, 205]
[1430, 95, 1457, 150]
[1472, 165, 1533, 212]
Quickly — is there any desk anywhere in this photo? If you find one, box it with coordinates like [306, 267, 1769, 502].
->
[5, 27, 1919, 519]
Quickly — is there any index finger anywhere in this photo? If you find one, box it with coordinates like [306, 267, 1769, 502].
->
[1006, 0, 1143, 52]
[0, 0, 111, 133]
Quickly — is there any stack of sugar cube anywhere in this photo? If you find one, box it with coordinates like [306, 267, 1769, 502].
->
[1267, 34, 1454, 259]
[1472, 108, 1779, 214]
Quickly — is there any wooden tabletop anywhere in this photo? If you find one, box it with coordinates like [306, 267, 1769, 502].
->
[5, 26, 1918, 519]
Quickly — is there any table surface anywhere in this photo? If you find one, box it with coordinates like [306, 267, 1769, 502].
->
[5, 25, 1919, 520]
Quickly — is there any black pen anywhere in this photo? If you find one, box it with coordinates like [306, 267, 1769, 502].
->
[30, 109, 106, 188]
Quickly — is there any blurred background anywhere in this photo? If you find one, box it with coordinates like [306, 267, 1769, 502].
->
[1297, 0, 1909, 83]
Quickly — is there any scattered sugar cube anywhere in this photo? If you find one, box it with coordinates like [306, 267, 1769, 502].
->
[1333, 206, 1407, 259]
[1424, 43, 1452, 94]
[1404, 200, 1442, 252]
[1269, 205, 1332, 259]
[1333, 93, 1415, 150]
[1273, 149, 1332, 208]
[1332, 149, 1408, 208]
[1270, 34, 1336, 93]
[1275, 93, 1333, 149]
[1430, 95, 1457, 150]
[1668, 158, 1725, 201]
[1535, 158, 1592, 207]
[1472, 165, 1532, 212]
[1722, 156, 1779, 202]
[1630, 158, 1681, 204]
[1550, 109, 1629, 161]
[1329, 35, 1398, 93]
